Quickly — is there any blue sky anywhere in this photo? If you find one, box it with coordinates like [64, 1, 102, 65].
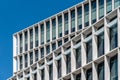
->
[0, 0, 82, 79]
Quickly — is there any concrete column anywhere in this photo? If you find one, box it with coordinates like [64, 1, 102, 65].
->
[92, 62, 98, 80]
[38, 23, 41, 46]
[75, 6, 78, 31]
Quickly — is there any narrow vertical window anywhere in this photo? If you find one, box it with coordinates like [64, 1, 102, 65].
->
[35, 50, 38, 61]
[58, 40, 62, 47]
[66, 53, 71, 74]
[49, 64, 53, 80]
[25, 54, 28, 67]
[98, 62, 104, 80]
[57, 59, 61, 78]
[46, 45, 50, 54]
[30, 29, 33, 49]
[64, 13, 69, 35]
[99, 0, 104, 19]
[52, 43, 56, 51]
[84, 3, 89, 27]
[71, 10, 75, 32]
[76, 46, 81, 69]
[114, 0, 120, 8]
[91, 0, 96, 24]
[110, 55, 118, 80]
[110, 23, 118, 50]
[97, 33, 104, 57]
[41, 24, 44, 44]
[25, 31, 28, 51]
[86, 68, 92, 80]
[20, 33, 23, 53]
[46, 21, 50, 42]
[30, 52, 33, 65]
[35, 27, 38, 47]
[77, 7, 82, 29]
[41, 69, 45, 80]
[52, 19, 56, 40]
[76, 73, 81, 80]
[58, 16, 62, 37]
[106, 0, 112, 13]
[19, 56, 23, 69]
[41, 47, 44, 58]
[86, 40, 92, 63]
[34, 73, 37, 80]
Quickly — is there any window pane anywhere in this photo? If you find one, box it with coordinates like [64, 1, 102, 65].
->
[76, 46, 81, 69]
[41, 69, 45, 80]
[91, 0, 96, 24]
[41, 48, 44, 58]
[46, 21, 50, 42]
[30, 52, 33, 65]
[30, 29, 33, 49]
[76, 73, 81, 80]
[25, 31, 28, 51]
[52, 19, 56, 40]
[86, 40, 92, 63]
[49, 64, 53, 80]
[64, 13, 69, 35]
[71, 10, 75, 32]
[99, 0, 104, 19]
[86, 68, 92, 80]
[52, 43, 56, 51]
[35, 27, 38, 47]
[84, 3, 89, 27]
[66, 53, 71, 74]
[57, 59, 61, 78]
[98, 62, 104, 80]
[106, 0, 112, 13]
[110, 23, 118, 50]
[114, 0, 120, 8]
[20, 34, 23, 53]
[97, 33, 104, 57]
[77, 7, 82, 29]
[25, 54, 28, 67]
[58, 16, 62, 37]
[41, 24, 44, 44]
[46, 45, 50, 54]
[110, 55, 118, 80]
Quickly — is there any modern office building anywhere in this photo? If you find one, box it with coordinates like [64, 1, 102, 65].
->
[9, 0, 120, 80]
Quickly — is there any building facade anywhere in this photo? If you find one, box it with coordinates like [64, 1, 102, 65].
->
[9, 0, 120, 80]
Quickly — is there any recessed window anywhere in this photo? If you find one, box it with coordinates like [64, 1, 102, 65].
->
[86, 68, 92, 80]
[46, 21, 50, 42]
[58, 16, 62, 37]
[30, 29, 33, 49]
[49, 64, 53, 80]
[24, 54, 28, 67]
[58, 40, 62, 47]
[66, 53, 71, 74]
[71, 10, 75, 32]
[41, 48, 44, 58]
[64, 13, 69, 35]
[97, 62, 104, 80]
[41, 24, 44, 44]
[84, 3, 89, 27]
[25, 31, 28, 51]
[99, 0, 104, 19]
[19, 56, 23, 69]
[35, 27, 38, 47]
[57, 59, 61, 78]
[91, 0, 96, 24]
[46, 45, 50, 54]
[35, 50, 38, 61]
[52, 19, 56, 40]
[76, 73, 81, 80]
[52, 43, 56, 51]
[30, 52, 33, 65]
[41, 69, 45, 80]
[106, 0, 112, 13]
[76, 46, 81, 69]
[20, 34, 23, 53]
[77, 7, 82, 29]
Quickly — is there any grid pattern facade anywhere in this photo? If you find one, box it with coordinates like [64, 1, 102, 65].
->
[9, 0, 120, 80]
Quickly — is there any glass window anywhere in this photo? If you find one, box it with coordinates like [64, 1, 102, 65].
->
[41, 48, 44, 58]
[41, 69, 45, 80]
[35, 50, 38, 61]
[52, 19, 56, 40]
[86, 40, 92, 63]
[97, 32, 104, 57]
[33, 73, 37, 80]
[110, 23, 118, 50]
[91, 0, 96, 24]
[106, 0, 112, 13]
[66, 53, 71, 74]
[58, 16, 62, 37]
[77, 7, 82, 29]
[19, 56, 23, 69]
[30, 29, 33, 49]
[76, 46, 81, 69]
[46, 45, 50, 54]
[58, 40, 62, 47]
[98, 62, 104, 80]
[114, 0, 120, 8]
[49, 64, 53, 80]
[57, 59, 61, 78]
[86, 68, 92, 80]
[25, 54, 28, 67]
[20, 34, 23, 53]
[52, 43, 56, 51]
[71, 10, 75, 32]
[64, 38, 68, 43]
[84, 3, 89, 27]
[41, 24, 44, 44]
[25, 31, 28, 51]
[110, 55, 118, 80]
[76, 73, 81, 80]
[35, 27, 38, 47]
[46, 21, 50, 42]
[64, 13, 69, 35]
[30, 52, 33, 65]
[99, 0, 104, 19]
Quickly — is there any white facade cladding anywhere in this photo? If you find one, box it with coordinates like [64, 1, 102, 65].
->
[9, 0, 120, 80]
